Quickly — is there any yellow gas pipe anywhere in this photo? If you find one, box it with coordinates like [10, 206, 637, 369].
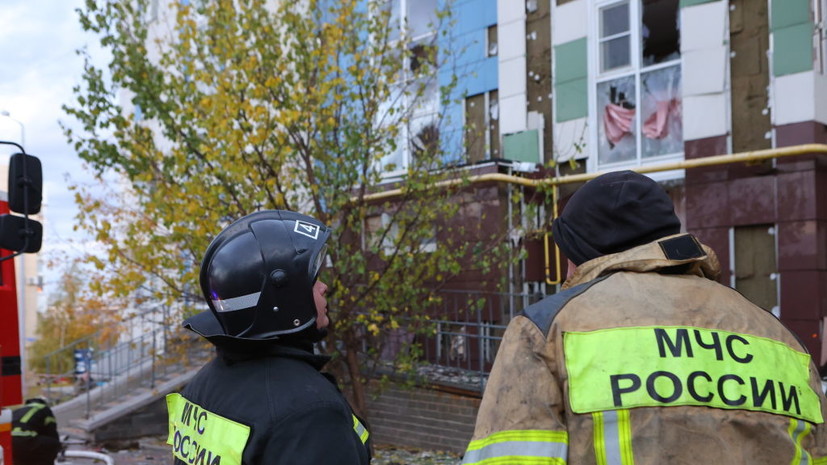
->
[358, 144, 827, 286]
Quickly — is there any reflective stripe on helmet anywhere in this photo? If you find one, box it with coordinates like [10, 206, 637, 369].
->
[212, 292, 261, 313]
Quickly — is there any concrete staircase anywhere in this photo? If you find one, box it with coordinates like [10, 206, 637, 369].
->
[55, 363, 202, 443]
[45, 326, 211, 443]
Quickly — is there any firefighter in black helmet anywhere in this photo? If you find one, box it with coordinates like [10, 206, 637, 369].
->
[166, 210, 371, 465]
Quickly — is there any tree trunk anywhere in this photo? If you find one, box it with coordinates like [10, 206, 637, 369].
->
[345, 340, 367, 417]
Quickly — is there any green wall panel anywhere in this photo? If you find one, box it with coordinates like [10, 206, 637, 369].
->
[679, 0, 720, 8]
[554, 38, 587, 83]
[770, 0, 810, 31]
[554, 37, 588, 123]
[503, 130, 541, 163]
[555, 79, 588, 122]
[773, 23, 814, 76]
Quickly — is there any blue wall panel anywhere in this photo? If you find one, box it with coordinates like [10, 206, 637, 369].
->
[445, 0, 498, 96]
[438, 0, 498, 160]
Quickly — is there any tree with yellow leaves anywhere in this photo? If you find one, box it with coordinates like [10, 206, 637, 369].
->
[63, 0, 511, 414]
[29, 263, 122, 376]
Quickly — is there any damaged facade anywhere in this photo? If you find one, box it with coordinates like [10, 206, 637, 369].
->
[379, 0, 827, 373]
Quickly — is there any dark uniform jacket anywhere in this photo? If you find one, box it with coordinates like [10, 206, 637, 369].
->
[463, 234, 827, 465]
[11, 399, 61, 465]
[167, 312, 370, 465]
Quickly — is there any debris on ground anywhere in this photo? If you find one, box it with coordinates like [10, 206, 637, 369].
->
[373, 444, 462, 465]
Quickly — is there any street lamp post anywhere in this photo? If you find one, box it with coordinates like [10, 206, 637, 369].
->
[0, 111, 24, 147]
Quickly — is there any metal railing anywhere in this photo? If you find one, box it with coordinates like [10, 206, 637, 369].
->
[37, 307, 209, 419]
[377, 289, 547, 393]
[38, 289, 544, 415]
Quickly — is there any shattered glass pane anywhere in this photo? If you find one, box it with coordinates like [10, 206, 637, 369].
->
[597, 75, 637, 165]
[640, 65, 682, 158]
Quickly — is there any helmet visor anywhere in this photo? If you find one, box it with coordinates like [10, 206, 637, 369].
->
[310, 243, 328, 281]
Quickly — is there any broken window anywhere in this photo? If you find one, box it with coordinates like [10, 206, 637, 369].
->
[641, 0, 681, 66]
[640, 65, 682, 158]
[597, 76, 637, 164]
[409, 43, 437, 73]
[487, 24, 498, 57]
[594, 0, 682, 167]
[375, 0, 440, 175]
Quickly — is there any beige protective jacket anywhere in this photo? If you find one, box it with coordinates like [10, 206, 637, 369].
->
[463, 234, 827, 465]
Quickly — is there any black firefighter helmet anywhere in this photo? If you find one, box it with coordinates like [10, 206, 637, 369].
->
[196, 210, 330, 340]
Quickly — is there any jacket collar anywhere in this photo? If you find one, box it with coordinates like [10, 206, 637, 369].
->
[184, 310, 331, 370]
[562, 233, 721, 290]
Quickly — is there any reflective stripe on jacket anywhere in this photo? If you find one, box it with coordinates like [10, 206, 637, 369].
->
[464, 234, 827, 465]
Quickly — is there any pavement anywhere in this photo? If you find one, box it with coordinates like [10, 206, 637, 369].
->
[72, 436, 170, 465]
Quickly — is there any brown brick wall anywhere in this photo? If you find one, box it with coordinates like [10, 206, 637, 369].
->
[366, 383, 480, 454]
[684, 122, 827, 366]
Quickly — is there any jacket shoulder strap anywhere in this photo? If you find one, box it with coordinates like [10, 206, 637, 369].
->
[522, 275, 609, 337]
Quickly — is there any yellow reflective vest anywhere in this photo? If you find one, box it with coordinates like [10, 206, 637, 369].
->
[463, 234, 827, 465]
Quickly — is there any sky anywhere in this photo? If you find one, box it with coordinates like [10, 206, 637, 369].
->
[0, 1, 109, 299]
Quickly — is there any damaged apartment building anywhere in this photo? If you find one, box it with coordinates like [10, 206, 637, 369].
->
[143, 0, 827, 371]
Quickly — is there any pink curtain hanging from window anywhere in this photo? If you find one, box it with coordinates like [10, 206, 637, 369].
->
[642, 98, 680, 140]
[603, 103, 636, 146]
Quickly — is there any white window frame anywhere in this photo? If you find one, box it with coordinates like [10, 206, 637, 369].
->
[818, 0, 827, 74]
[375, 0, 440, 178]
[587, 0, 684, 179]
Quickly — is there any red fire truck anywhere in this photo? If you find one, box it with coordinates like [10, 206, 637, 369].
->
[0, 149, 43, 465]
[1, 213, 22, 462]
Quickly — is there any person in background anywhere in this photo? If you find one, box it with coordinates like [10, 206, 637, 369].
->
[167, 210, 371, 465]
[462, 170, 827, 464]
[11, 398, 61, 465]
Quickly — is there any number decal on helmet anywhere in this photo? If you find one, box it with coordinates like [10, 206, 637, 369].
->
[294, 220, 320, 239]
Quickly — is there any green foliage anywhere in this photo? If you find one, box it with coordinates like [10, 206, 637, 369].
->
[64, 0, 512, 413]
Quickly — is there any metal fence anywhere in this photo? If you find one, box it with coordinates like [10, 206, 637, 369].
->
[38, 307, 208, 419]
[379, 289, 548, 393]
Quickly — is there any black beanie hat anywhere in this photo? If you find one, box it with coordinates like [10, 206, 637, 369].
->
[552, 170, 681, 265]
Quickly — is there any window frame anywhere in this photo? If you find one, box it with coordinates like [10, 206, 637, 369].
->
[587, 0, 684, 177]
